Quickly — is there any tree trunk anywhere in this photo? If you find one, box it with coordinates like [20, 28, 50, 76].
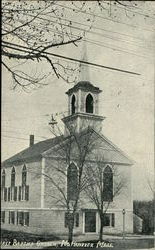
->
[68, 226, 73, 244]
[68, 213, 74, 244]
[99, 213, 104, 241]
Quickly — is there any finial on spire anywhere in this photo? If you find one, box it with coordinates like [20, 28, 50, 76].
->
[77, 40, 90, 83]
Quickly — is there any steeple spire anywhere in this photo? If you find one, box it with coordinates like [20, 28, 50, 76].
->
[63, 41, 104, 136]
[78, 41, 90, 82]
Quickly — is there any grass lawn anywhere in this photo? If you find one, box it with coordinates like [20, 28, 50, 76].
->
[1, 229, 60, 244]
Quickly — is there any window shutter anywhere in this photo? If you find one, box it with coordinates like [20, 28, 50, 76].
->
[11, 211, 15, 224]
[9, 211, 10, 224]
[25, 185, 29, 201]
[3, 211, 5, 223]
[10, 187, 12, 200]
[11, 187, 14, 201]
[4, 211, 5, 223]
[19, 212, 21, 224]
[19, 212, 24, 226]
[75, 213, 79, 227]
[14, 186, 17, 201]
[25, 212, 29, 226]
[22, 186, 24, 200]
[8, 188, 10, 201]
[112, 213, 115, 227]
[11, 212, 12, 224]
[21, 212, 24, 226]
[1, 189, 3, 200]
[18, 186, 21, 201]
[4, 187, 7, 202]
[110, 174, 113, 201]
[17, 211, 19, 225]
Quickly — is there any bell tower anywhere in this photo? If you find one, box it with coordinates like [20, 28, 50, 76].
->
[62, 43, 105, 135]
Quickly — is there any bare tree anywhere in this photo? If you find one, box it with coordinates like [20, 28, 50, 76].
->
[46, 124, 97, 243]
[2, 0, 83, 90]
[32, 119, 97, 243]
[2, 0, 142, 90]
[83, 154, 127, 241]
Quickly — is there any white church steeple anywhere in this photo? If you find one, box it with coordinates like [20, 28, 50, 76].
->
[78, 41, 90, 82]
[62, 42, 105, 135]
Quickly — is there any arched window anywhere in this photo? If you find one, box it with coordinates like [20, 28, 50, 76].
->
[11, 167, 16, 187]
[86, 94, 94, 113]
[22, 165, 27, 186]
[2, 169, 6, 188]
[67, 163, 78, 200]
[103, 165, 113, 201]
[71, 95, 76, 115]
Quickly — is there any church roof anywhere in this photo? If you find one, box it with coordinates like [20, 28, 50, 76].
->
[2, 136, 63, 167]
[2, 129, 133, 167]
[42, 129, 134, 166]
[66, 81, 102, 95]
[94, 131, 134, 165]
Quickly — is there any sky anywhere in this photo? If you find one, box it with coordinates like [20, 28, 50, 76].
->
[2, 1, 155, 201]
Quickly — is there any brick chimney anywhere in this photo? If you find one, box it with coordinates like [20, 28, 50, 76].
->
[29, 135, 34, 147]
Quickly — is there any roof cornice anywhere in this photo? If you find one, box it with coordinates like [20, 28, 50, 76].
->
[66, 81, 102, 95]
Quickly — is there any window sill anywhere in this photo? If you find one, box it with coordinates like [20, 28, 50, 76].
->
[103, 226, 114, 228]
[84, 232, 98, 234]
[17, 224, 29, 227]
[9, 200, 15, 202]
[7, 200, 28, 202]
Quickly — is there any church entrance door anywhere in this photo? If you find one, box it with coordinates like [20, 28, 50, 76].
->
[85, 210, 96, 233]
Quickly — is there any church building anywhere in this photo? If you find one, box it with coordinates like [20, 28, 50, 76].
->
[1, 57, 134, 237]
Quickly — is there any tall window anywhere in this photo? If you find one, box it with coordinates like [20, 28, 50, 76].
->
[11, 167, 17, 201]
[2, 169, 6, 188]
[11, 167, 15, 187]
[103, 165, 113, 201]
[86, 94, 94, 113]
[22, 165, 27, 186]
[1, 170, 6, 201]
[67, 163, 78, 200]
[21, 165, 29, 201]
[71, 94, 76, 114]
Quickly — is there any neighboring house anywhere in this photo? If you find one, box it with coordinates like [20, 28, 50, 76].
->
[1, 80, 134, 236]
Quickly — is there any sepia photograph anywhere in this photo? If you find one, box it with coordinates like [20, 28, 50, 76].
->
[1, 0, 155, 249]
